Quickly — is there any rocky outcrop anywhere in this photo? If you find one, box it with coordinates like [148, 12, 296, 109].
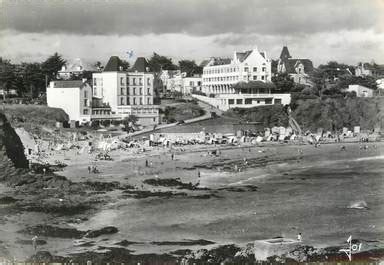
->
[0, 112, 28, 169]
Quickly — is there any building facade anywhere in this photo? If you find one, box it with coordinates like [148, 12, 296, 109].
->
[47, 80, 92, 123]
[276, 46, 314, 86]
[202, 47, 272, 95]
[347, 85, 374, 97]
[194, 47, 290, 111]
[92, 56, 159, 125]
[355, 62, 384, 78]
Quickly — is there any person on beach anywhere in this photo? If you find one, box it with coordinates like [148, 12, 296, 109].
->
[145, 159, 149, 167]
[171, 153, 174, 160]
[297, 233, 302, 242]
[197, 170, 201, 178]
[87, 165, 91, 174]
[32, 235, 38, 251]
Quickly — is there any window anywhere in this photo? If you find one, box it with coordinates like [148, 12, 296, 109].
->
[93, 78, 96, 86]
[274, 98, 282, 104]
[228, 99, 234, 105]
[84, 90, 88, 98]
[140, 98, 143, 105]
[147, 78, 151, 85]
[147, 98, 150, 104]
[147, 87, 150, 95]
[265, 98, 272, 104]
[127, 98, 130, 105]
[253, 76, 257, 81]
[133, 98, 136, 105]
[262, 67, 266, 72]
[133, 78, 136, 85]
[244, 67, 249, 72]
[140, 88, 142, 95]
[120, 87, 125, 95]
[133, 87, 136, 95]
[245, 98, 252, 104]
[83, 109, 89, 115]
[120, 97, 124, 105]
[120, 77, 124, 85]
[236, 99, 243, 105]
[139, 78, 142, 85]
[253, 67, 257, 72]
[84, 99, 88, 107]
[261, 76, 265, 80]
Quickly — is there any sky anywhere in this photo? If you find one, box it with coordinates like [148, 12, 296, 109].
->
[0, 0, 383, 66]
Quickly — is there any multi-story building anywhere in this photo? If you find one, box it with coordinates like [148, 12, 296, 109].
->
[182, 75, 202, 95]
[276, 46, 314, 86]
[194, 47, 290, 111]
[47, 79, 92, 123]
[202, 47, 272, 95]
[92, 56, 159, 125]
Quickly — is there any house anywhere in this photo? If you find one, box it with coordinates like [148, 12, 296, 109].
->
[57, 58, 96, 80]
[159, 70, 182, 94]
[355, 62, 384, 78]
[193, 47, 290, 111]
[92, 56, 159, 125]
[276, 46, 314, 86]
[182, 75, 202, 95]
[346, 85, 374, 97]
[47, 79, 92, 123]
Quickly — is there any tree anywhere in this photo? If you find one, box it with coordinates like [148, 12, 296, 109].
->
[0, 58, 16, 100]
[21, 62, 45, 97]
[123, 115, 138, 132]
[41, 52, 66, 83]
[94, 61, 104, 71]
[148, 53, 178, 72]
[271, 73, 295, 93]
[120, 60, 130, 71]
[178, 60, 202, 76]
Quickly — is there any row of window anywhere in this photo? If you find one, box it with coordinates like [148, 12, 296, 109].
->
[119, 97, 152, 106]
[203, 74, 266, 82]
[203, 66, 267, 75]
[120, 87, 152, 96]
[121, 108, 158, 114]
[227, 98, 280, 105]
[120, 77, 152, 86]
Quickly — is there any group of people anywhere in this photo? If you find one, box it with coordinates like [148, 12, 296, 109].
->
[87, 165, 99, 174]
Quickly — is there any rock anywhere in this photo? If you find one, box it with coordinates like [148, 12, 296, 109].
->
[19, 225, 85, 239]
[0, 196, 18, 204]
[151, 239, 215, 246]
[85, 226, 119, 238]
[115, 240, 139, 246]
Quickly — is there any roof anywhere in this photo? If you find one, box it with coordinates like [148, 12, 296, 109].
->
[280, 46, 291, 61]
[199, 59, 210, 68]
[52, 80, 85, 88]
[130, 57, 150, 72]
[104, 56, 124, 72]
[284, 59, 314, 74]
[212, 58, 232, 66]
[60, 58, 96, 72]
[236, 50, 252, 62]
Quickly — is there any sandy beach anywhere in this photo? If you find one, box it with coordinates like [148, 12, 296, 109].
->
[1, 138, 383, 262]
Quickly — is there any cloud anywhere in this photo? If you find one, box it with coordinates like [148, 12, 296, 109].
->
[1, 29, 383, 66]
[1, 0, 382, 36]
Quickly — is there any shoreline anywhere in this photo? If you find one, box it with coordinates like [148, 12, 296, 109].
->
[0, 137, 383, 262]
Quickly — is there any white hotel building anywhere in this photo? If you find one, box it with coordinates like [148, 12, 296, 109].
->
[48, 56, 159, 126]
[194, 47, 291, 111]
